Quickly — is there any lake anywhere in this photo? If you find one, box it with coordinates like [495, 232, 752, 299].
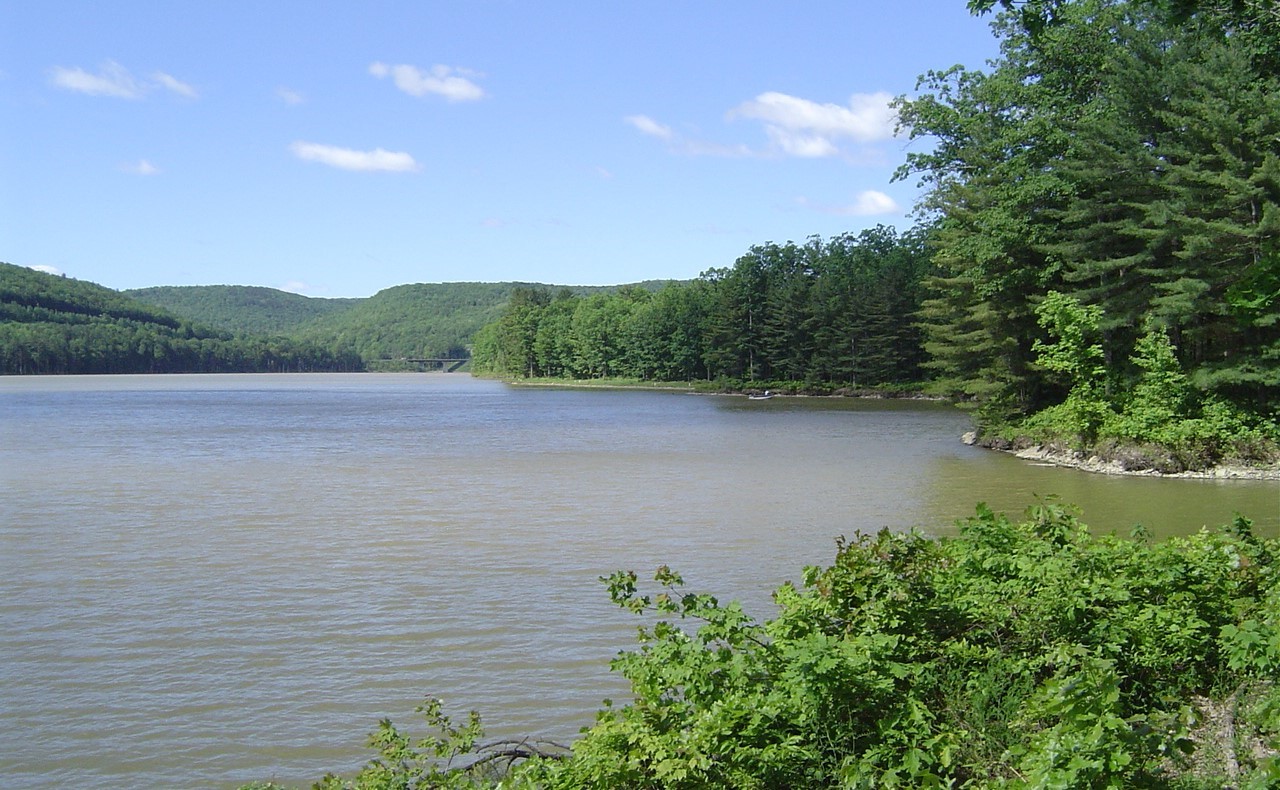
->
[1, 373, 1275, 788]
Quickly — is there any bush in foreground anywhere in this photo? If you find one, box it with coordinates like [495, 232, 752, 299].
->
[251, 502, 1279, 788]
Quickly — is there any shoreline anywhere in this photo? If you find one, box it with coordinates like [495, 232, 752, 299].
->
[499, 376, 1278, 480]
[963, 432, 1280, 481]
[499, 376, 943, 399]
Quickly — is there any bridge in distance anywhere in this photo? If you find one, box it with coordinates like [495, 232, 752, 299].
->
[377, 358, 470, 372]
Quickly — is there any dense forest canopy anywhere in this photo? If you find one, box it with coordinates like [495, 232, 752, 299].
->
[470, 226, 931, 389]
[0, 263, 361, 374]
[897, 0, 1279, 416]
[125, 285, 362, 336]
[885, 0, 1280, 467]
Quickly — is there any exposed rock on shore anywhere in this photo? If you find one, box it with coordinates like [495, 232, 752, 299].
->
[962, 431, 1280, 480]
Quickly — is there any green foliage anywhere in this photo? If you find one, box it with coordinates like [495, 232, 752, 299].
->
[294, 283, 530, 362]
[126, 285, 360, 336]
[1025, 292, 1113, 443]
[7, 268, 683, 373]
[263, 503, 1279, 789]
[1032, 291, 1105, 388]
[0, 263, 361, 374]
[1013, 298, 1280, 468]
[1113, 325, 1193, 438]
[305, 696, 563, 790]
[1, 261, 183, 328]
[471, 227, 931, 389]
[549, 503, 1278, 788]
[899, 0, 1280, 430]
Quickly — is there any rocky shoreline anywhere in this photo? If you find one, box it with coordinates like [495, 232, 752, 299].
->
[962, 432, 1280, 480]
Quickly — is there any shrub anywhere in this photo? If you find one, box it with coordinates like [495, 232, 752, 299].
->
[249, 503, 1279, 789]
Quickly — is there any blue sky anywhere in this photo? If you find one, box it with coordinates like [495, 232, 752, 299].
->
[1, 2, 1000, 298]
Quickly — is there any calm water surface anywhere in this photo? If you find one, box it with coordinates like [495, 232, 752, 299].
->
[2, 373, 1275, 788]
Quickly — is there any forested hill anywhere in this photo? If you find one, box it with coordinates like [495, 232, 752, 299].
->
[125, 285, 361, 336]
[128, 280, 677, 362]
[0, 263, 360, 374]
[2, 266, 680, 374]
[293, 282, 554, 361]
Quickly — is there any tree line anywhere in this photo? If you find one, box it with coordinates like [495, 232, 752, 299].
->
[0, 263, 361, 374]
[471, 226, 931, 390]
[471, 0, 1278, 467]
[898, 0, 1279, 425]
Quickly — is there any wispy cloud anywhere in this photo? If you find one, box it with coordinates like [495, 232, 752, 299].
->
[624, 114, 673, 140]
[799, 190, 901, 217]
[120, 159, 161, 176]
[276, 86, 305, 105]
[729, 91, 897, 157]
[49, 60, 197, 99]
[624, 114, 752, 157]
[152, 71, 197, 98]
[279, 280, 313, 295]
[50, 61, 144, 98]
[29, 264, 64, 276]
[369, 62, 486, 102]
[289, 141, 419, 173]
[680, 139, 754, 158]
[628, 92, 894, 160]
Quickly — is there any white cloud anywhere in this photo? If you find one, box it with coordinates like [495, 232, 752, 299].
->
[844, 190, 900, 215]
[629, 93, 892, 159]
[152, 71, 198, 98]
[369, 62, 486, 102]
[624, 114, 673, 140]
[276, 86, 305, 105]
[121, 159, 161, 175]
[800, 190, 901, 217]
[289, 141, 419, 172]
[30, 264, 64, 276]
[763, 128, 839, 158]
[729, 91, 897, 157]
[49, 60, 197, 99]
[279, 280, 313, 295]
[50, 61, 144, 98]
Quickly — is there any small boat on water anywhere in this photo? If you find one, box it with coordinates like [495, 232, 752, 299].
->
[747, 390, 775, 400]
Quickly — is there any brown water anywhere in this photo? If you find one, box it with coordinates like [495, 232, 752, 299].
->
[1, 373, 1275, 788]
